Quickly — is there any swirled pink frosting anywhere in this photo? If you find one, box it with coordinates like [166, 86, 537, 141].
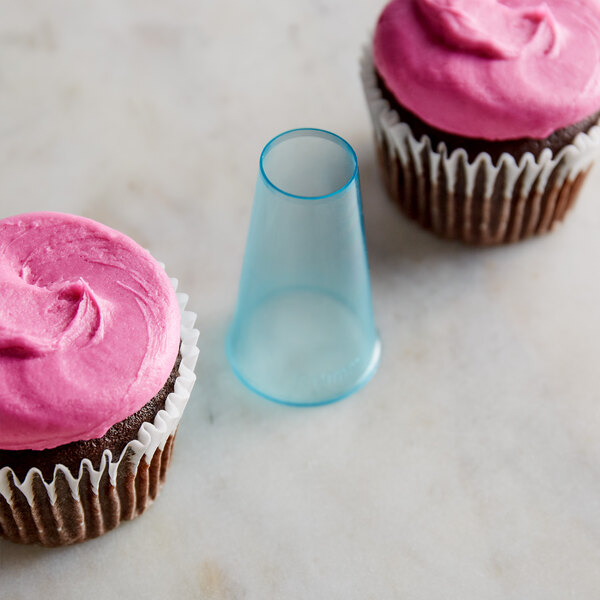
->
[0, 213, 180, 451]
[373, 0, 600, 140]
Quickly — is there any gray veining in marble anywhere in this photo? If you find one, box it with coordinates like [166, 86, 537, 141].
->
[1, 1, 600, 598]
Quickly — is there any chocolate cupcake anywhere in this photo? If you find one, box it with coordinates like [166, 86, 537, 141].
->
[0, 212, 199, 546]
[362, 0, 600, 244]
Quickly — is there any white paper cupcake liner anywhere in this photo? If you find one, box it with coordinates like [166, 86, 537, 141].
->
[361, 48, 600, 244]
[0, 276, 199, 547]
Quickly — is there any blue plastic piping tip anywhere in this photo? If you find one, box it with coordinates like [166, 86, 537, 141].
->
[227, 128, 380, 406]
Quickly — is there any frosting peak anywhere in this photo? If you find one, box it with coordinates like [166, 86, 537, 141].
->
[0, 213, 181, 451]
[416, 0, 560, 59]
[373, 0, 600, 140]
[0, 276, 104, 358]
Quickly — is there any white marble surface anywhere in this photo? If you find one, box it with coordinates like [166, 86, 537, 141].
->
[1, 1, 600, 598]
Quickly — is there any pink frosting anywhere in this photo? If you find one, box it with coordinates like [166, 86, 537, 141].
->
[0, 212, 181, 451]
[373, 0, 600, 140]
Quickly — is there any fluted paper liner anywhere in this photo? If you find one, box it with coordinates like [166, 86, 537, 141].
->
[361, 48, 600, 244]
[0, 277, 199, 547]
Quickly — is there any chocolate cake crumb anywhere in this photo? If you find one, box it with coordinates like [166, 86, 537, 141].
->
[375, 70, 600, 164]
[0, 354, 182, 482]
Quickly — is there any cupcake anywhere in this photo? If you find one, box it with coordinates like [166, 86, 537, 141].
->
[0, 212, 199, 546]
[362, 0, 600, 244]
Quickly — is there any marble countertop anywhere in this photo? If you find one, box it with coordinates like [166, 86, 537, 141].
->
[1, 1, 600, 598]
